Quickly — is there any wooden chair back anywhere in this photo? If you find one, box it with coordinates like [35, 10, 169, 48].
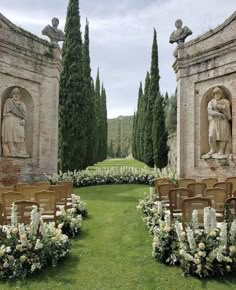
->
[35, 181, 50, 191]
[35, 191, 56, 221]
[0, 203, 3, 225]
[2, 192, 24, 223]
[213, 182, 232, 196]
[178, 178, 196, 188]
[187, 182, 206, 197]
[57, 181, 73, 198]
[225, 197, 236, 219]
[49, 185, 67, 207]
[168, 188, 193, 217]
[0, 186, 15, 203]
[203, 188, 228, 213]
[201, 178, 218, 189]
[158, 183, 176, 202]
[14, 183, 29, 192]
[14, 201, 39, 224]
[182, 197, 212, 229]
[22, 186, 37, 201]
[226, 177, 236, 192]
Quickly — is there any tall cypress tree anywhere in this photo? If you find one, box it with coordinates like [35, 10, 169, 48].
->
[95, 69, 103, 161]
[83, 19, 96, 166]
[144, 29, 160, 167]
[132, 112, 137, 158]
[152, 94, 169, 169]
[139, 71, 150, 162]
[59, 0, 86, 171]
[135, 82, 143, 160]
[101, 84, 108, 160]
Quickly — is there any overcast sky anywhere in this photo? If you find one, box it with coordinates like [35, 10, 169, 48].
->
[1, 0, 235, 118]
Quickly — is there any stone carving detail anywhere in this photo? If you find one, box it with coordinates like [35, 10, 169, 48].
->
[169, 19, 192, 46]
[202, 87, 231, 160]
[42, 17, 64, 46]
[1, 87, 29, 158]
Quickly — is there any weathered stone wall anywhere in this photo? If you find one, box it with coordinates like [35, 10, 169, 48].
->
[167, 133, 177, 169]
[0, 13, 62, 185]
[173, 11, 236, 179]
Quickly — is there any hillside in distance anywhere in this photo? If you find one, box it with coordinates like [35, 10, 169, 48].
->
[107, 116, 133, 158]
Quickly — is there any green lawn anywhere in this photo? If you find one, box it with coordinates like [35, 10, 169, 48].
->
[86, 158, 149, 170]
[1, 185, 236, 289]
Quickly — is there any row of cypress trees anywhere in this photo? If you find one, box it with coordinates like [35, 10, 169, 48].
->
[59, 0, 107, 171]
[132, 29, 169, 169]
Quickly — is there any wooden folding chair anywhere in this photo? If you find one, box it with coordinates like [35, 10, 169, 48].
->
[168, 188, 193, 218]
[14, 182, 29, 192]
[22, 185, 37, 201]
[57, 181, 73, 201]
[15, 201, 39, 224]
[35, 181, 50, 191]
[201, 178, 218, 189]
[157, 183, 176, 205]
[203, 188, 228, 221]
[49, 185, 68, 208]
[213, 182, 232, 196]
[187, 182, 206, 197]
[0, 186, 15, 204]
[226, 177, 236, 193]
[2, 192, 24, 224]
[225, 197, 236, 219]
[178, 178, 196, 188]
[35, 190, 57, 222]
[182, 197, 212, 230]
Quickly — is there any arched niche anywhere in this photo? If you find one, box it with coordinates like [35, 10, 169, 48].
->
[1, 86, 34, 157]
[200, 86, 232, 157]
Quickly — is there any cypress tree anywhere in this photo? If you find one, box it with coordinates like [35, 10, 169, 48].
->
[152, 94, 169, 169]
[83, 19, 96, 166]
[144, 29, 160, 167]
[95, 69, 103, 161]
[101, 84, 108, 160]
[59, 0, 86, 171]
[135, 82, 143, 161]
[132, 112, 137, 158]
[139, 72, 150, 162]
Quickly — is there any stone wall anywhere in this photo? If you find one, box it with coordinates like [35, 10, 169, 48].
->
[167, 133, 177, 169]
[0, 13, 62, 185]
[173, 11, 236, 179]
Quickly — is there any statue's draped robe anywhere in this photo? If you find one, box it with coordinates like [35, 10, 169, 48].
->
[2, 98, 27, 143]
[208, 98, 231, 141]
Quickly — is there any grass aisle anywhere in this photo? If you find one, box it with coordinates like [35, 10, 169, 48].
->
[1, 184, 236, 289]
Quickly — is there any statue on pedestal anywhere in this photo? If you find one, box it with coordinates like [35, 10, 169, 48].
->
[1, 87, 29, 158]
[169, 19, 192, 47]
[202, 87, 231, 160]
[42, 17, 64, 46]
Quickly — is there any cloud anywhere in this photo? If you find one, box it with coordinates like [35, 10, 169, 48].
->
[1, 0, 235, 118]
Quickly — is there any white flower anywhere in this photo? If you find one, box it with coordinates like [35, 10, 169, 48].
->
[198, 242, 205, 250]
[192, 210, 199, 230]
[20, 255, 27, 263]
[186, 227, 196, 250]
[209, 231, 217, 238]
[226, 265, 231, 271]
[220, 222, 227, 247]
[6, 247, 11, 253]
[10, 202, 18, 226]
[229, 246, 236, 253]
[164, 212, 171, 227]
[204, 207, 211, 234]
[3, 262, 9, 268]
[230, 220, 236, 243]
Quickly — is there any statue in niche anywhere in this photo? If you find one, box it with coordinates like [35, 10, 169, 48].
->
[169, 19, 192, 46]
[1, 87, 29, 158]
[42, 17, 65, 46]
[202, 87, 231, 160]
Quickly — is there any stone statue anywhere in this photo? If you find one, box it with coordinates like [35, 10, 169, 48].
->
[169, 19, 192, 46]
[1, 87, 29, 158]
[202, 87, 231, 160]
[42, 17, 64, 46]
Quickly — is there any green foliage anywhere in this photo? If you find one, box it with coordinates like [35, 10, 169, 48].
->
[101, 85, 108, 160]
[152, 94, 169, 169]
[165, 91, 177, 134]
[135, 82, 143, 160]
[59, 0, 87, 171]
[132, 112, 137, 158]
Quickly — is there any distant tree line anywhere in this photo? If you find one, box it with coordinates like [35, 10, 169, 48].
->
[132, 29, 171, 169]
[59, 0, 107, 171]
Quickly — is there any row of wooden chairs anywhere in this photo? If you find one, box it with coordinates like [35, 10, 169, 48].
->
[0, 181, 74, 225]
[154, 177, 236, 194]
[181, 196, 236, 229]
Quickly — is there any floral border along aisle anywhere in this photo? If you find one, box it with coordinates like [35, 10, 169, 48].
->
[137, 190, 236, 278]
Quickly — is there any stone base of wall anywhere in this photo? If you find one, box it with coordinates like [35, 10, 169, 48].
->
[0, 158, 46, 186]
